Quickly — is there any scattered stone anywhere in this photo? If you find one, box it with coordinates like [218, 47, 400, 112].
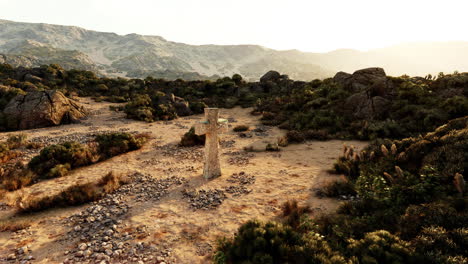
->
[78, 243, 87, 251]
[220, 139, 236, 148]
[195, 242, 213, 256]
[63, 172, 183, 263]
[239, 132, 253, 138]
[226, 152, 254, 166]
[30, 130, 139, 146]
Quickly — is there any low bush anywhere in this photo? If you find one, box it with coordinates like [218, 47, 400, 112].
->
[28, 141, 96, 179]
[233, 125, 250, 132]
[213, 220, 346, 264]
[316, 180, 356, 198]
[179, 127, 205, 147]
[6, 133, 27, 149]
[95, 132, 148, 159]
[5, 132, 147, 188]
[347, 230, 420, 264]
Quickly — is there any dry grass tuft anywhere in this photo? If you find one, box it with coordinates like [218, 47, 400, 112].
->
[281, 199, 311, 229]
[0, 219, 31, 232]
[16, 171, 128, 213]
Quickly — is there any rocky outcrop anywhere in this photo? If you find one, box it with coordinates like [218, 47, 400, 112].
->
[334, 67, 393, 96]
[3, 90, 87, 130]
[343, 92, 390, 119]
[335, 68, 394, 119]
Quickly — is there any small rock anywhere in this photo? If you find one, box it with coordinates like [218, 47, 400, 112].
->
[78, 243, 88, 251]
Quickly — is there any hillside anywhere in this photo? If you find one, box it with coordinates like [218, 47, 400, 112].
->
[3, 19, 468, 81]
[0, 19, 332, 80]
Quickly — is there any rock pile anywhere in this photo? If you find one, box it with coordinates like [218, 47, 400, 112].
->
[223, 185, 252, 197]
[252, 125, 270, 137]
[182, 189, 227, 210]
[227, 172, 256, 185]
[223, 172, 255, 197]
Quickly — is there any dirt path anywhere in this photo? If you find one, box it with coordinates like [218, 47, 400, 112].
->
[0, 98, 367, 263]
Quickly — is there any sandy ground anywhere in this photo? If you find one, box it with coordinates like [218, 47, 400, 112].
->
[0, 98, 367, 263]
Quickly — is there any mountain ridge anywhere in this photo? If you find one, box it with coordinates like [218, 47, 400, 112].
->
[1, 19, 468, 80]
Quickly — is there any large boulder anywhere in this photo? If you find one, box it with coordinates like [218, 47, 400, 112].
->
[260, 71, 281, 83]
[333, 71, 352, 84]
[333, 67, 392, 96]
[3, 90, 87, 130]
[344, 92, 390, 119]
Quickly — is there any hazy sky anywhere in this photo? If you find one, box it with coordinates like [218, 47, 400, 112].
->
[0, 0, 467, 52]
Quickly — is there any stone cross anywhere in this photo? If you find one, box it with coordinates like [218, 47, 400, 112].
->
[195, 108, 228, 179]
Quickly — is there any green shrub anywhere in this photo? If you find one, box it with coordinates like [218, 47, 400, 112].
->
[412, 226, 468, 263]
[95, 132, 147, 159]
[316, 180, 356, 198]
[214, 220, 346, 264]
[347, 230, 420, 264]
[28, 142, 95, 179]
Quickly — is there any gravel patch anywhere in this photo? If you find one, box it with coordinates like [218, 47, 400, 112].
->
[62, 172, 185, 263]
[158, 144, 204, 161]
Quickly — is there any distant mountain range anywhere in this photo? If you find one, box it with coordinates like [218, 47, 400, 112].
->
[1, 19, 468, 80]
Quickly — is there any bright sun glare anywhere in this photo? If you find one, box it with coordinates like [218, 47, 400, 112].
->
[0, 0, 467, 52]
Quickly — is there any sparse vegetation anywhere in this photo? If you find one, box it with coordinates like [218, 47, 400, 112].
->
[0, 219, 31, 232]
[0, 63, 466, 262]
[215, 117, 468, 263]
[1, 132, 147, 192]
